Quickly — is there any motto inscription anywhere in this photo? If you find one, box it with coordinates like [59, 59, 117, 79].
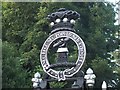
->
[40, 31, 86, 81]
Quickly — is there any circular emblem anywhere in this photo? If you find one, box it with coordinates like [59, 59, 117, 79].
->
[40, 31, 86, 81]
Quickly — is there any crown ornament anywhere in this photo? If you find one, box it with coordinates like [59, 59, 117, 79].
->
[47, 8, 80, 32]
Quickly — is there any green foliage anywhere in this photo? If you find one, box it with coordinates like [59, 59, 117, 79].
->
[2, 2, 119, 88]
[2, 41, 31, 88]
[116, 68, 120, 89]
[91, 57, 114, 88]
[50, 82, 67, 88]
[0, 39, 2, 89]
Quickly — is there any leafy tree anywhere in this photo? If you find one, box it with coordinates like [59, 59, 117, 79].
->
[2, 41, 31, 88]
[91, 57, 114, 88]
[2, 2, 50, 88]
[2, 2, 119, 88]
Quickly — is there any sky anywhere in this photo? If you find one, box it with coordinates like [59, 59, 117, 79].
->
[107, 0, 119, 3]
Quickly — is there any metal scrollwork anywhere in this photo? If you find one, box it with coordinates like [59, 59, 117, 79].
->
[40, 8, 86, 81]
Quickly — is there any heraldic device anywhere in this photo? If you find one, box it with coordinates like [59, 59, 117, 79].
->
[40, 8, 86, 81]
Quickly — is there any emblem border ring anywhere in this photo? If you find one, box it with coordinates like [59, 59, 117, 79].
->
[40, 31, 86, 80]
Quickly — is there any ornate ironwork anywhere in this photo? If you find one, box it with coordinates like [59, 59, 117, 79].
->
[32, 8, 97, 90]
[47, 8, 80, 23]
[47, 8, 80, 33]
[40, 8, 86, 82]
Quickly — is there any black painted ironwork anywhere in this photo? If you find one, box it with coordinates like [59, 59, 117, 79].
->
[47, 8, 80, 33]
[38, 8, 86, 89]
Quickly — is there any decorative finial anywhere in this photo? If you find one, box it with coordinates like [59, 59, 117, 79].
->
[102, 81, 107, 90]
[86, 68, 93, 74]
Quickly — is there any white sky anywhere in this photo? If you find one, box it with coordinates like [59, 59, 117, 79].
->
[107, 0, 119, 3]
